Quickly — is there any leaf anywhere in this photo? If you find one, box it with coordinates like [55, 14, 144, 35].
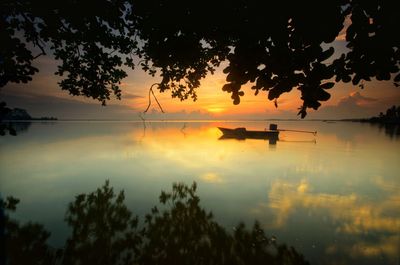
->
[320, 82, 334, 89]
[317, 89, 331, 101]
[319, 47, 335, 62]
[342, 75, 351, 83]
[222, 84, 231, 92]
[346, 24, 355, 41]
[223, 66, 231, 74]
[352, 74, 361, 85]
[394, 73, 400, 82]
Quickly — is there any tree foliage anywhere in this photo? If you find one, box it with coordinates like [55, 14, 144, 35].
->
[1, 0, 399, 116]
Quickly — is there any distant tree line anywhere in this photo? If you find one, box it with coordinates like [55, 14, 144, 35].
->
[0, 102, 31, 121]
[0, 102, 57, 135]
[362, 105, 400, 124]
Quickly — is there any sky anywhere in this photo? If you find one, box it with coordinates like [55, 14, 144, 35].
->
[1, 40, 399, 120]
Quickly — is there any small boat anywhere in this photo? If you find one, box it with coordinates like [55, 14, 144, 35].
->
[217, 127, 279, 140]
[217, 124, 316, 144]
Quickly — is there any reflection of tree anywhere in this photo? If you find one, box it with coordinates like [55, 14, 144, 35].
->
[0, 102, 32, 136]
[375, 123, 400, 139]
[141, 182, 308, 265]
[0, 197, 61, 265]
[0, 122, 32, 136]
[62, 180, 141, 265]
[359, 105, 400, 139]
[367, 105, 400, 124]
[1, 182, 309, 265]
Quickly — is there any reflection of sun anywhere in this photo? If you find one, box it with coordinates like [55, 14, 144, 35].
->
[201, 173, 223, 183]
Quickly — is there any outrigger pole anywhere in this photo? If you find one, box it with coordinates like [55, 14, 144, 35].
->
[278, 129, 317, 136]
[268, 124, 317, 136]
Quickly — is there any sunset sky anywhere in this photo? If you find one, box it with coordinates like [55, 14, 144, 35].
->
[1, 39, 399, 120]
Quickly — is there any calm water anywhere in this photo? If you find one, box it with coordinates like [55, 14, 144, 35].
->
[1, 120, 399, 265]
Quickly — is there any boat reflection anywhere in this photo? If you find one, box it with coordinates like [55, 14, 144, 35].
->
[218, 134, 278, 145]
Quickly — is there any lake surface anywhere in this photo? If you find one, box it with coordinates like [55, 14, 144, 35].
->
[1, 120, 399, 265]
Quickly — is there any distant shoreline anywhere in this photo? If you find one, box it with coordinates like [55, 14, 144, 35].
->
[0, 106, 58, 121]
[340, 118, 400, 125]
[1, 118, 390, 123]
[2, 113, 399, 124]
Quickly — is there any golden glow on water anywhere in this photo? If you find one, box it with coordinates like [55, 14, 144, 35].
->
[0, 121, 399, 264]
[201, 173, 224, 183]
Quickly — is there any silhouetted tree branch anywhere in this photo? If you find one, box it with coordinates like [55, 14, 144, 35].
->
[1, 0, 399, 117]
[144, 83, 165, 113]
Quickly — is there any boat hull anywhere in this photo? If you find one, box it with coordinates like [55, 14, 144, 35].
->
[218, 127, 279, 140]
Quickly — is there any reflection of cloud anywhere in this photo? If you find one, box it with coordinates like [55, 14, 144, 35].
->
[296, 179, 309, 193]
[252, 178, 400, 260]
[266, 179, 357, 228]
[373, 175, 399, 192]
[200, 173, 223, 183]
[324, 234, 399, 260]
[350, 235, 399, 258]
[265, 179, 400, 233]
[295, 164, 324, 174]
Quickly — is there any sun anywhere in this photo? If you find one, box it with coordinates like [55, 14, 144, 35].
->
[206, 107, 225, 114]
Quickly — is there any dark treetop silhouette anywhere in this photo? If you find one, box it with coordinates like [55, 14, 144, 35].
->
[1, 0, 399, 117]
[1, 181, 310, 265]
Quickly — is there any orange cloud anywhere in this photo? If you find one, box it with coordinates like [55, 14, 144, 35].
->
[335, 15, 351, 41]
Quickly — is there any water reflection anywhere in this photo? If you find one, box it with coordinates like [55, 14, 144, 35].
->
[0, 121, 31, 136]
[218, 134, 278, 145]
[373, 123, 400, 139]
[251, 178, 400, 264]
[1, 182, 309, 265]
[0, 121, 399, 265]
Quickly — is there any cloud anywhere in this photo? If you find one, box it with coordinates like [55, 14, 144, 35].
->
[0, 92, 140, 119]
[0, 90, 219, 120]
[309, 91, 382, 119]
[1, 89, 217, 120]
[141, 108, 214, 120]
[335, 15, 351, 41]
[122, 92, 143, 99]
[337, 91, 377, 107]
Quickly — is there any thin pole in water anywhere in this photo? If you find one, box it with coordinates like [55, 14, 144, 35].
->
[278, 129, 317, 136]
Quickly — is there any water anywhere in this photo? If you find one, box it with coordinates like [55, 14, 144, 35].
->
[0, 120, 399, 265]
